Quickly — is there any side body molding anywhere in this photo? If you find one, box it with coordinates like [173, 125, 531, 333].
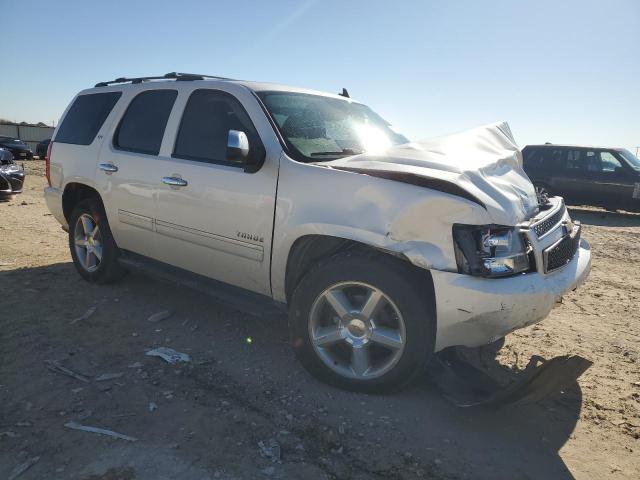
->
[118, 209, 264, 262]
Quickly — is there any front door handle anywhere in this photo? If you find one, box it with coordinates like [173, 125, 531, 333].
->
[98, 163, 118, 174]
[162, 176, 188, 187]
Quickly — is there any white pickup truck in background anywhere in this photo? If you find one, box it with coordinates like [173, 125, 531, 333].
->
[44, 72, 591, 391]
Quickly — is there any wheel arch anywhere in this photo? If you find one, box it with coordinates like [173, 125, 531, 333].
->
[283, 234, 435, 305]
[62, 182, 102, 223]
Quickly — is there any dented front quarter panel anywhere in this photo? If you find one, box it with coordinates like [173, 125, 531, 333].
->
[270, 154, 492, 302]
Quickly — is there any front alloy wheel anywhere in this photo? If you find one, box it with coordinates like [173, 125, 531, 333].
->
[309, 282, 406, 379]
[289, 250, 436, 392]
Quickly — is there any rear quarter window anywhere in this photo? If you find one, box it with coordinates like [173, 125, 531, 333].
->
[523, 148, 547, 168]
[55, 92, 122, 145]
[523, 148, 562, 170]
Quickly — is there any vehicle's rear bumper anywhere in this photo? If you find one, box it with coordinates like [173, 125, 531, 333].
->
[44, 186, 68, 230]
[432, 239, 591, 351]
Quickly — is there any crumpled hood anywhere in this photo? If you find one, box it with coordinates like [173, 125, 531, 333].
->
[321, 122, 539, 226]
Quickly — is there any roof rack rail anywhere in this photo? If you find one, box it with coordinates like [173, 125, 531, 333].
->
[94, 72, 235, 88]
[163, 72, 235, 81]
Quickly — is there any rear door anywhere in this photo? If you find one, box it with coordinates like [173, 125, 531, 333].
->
[551, 148, 594, 203]
[96, 87, 178, 259]
[151, 85, 281, 295]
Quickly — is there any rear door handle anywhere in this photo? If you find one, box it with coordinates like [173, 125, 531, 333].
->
[162, 176, 188, 187]
[98, 163, 118, 174]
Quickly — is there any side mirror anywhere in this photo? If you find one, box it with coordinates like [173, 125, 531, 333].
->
[227, 130, 250, 164]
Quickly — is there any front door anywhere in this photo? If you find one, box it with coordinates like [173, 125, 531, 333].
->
[153, 87, 280, 296]
[597, 150, 638, 207]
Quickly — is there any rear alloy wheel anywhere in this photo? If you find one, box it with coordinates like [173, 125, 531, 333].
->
[73, 213, 104, 272]
[69, 198, 125, 283]
[290, 250, 436, 392]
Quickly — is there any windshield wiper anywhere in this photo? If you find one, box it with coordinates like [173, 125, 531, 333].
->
[310, 148, 363, 157]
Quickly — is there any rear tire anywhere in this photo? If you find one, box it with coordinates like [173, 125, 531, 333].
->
[69, 198, 125, 283]
[289, 249, 436, 393]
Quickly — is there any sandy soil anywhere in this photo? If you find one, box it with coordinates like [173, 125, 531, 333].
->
[1, 161, 638, 479]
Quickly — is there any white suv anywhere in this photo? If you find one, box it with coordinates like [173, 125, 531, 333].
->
[44, 72, 591, 392]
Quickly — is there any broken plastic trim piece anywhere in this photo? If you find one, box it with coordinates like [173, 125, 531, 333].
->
[426, 352, 592, 407]
[330, 167, 486, 208]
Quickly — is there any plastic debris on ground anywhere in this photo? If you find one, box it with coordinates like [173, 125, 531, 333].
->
[8, 456, 40, 480]
[70, 306, 97, 324]
[145, 347, 191, 364]
[258, 438, 281, 462]
[95, 372, 124, 382]
[63, 421, 137, 441]
[147, 310, 173, 323]
[45, 360, 89, 383]
[426, 351, 592, 407]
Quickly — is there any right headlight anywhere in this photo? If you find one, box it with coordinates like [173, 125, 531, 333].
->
[452, 224, 533, 277]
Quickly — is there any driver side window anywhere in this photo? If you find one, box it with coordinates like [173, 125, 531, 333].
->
[173, 89, 262, 166]
[599, 151, 623, 173]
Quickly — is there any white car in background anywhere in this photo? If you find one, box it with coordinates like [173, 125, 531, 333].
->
[44, 73, 591, 391]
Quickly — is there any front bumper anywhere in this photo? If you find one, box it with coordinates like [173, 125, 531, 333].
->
[432, 198, 591, 351]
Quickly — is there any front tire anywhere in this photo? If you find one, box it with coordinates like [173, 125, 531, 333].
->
[289, 250, 436, 392]
[69, 198, 125, 283]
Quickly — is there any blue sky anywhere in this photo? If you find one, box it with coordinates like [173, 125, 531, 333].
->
[1, 0, 638, 151]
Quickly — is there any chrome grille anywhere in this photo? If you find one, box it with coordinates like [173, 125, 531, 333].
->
[544, 226, 581, 272]
[532, 206, 565, 238]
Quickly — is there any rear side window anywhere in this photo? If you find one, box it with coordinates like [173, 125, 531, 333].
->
[565, 149, 623, 173]
[55, 92, 121, 145]
[114, 90, 178, 155]
[173, 89, 262, 165]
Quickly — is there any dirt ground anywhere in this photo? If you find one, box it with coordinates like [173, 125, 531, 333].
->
[1, 161, 638, 480]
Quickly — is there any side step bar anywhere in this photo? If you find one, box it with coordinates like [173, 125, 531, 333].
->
[118, 251, 285, 318]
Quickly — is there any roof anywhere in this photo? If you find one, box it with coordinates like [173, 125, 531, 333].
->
[525, 144, 628, 151]
[89, 72, 354, 102]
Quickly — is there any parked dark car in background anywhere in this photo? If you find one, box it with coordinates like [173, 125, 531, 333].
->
[523, 144, 640, 211]
[0, 147, 26, 199]
[36, 138, 51, 159]
[0, 136, 33, 159]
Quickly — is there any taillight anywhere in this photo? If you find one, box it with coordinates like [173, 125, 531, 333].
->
[45, 141, 53, 186]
